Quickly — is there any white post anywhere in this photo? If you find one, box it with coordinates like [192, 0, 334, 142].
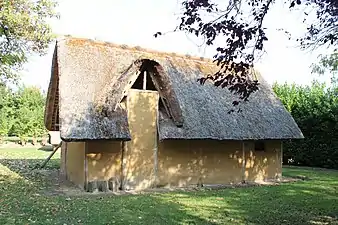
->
[143, 71, 147, 90]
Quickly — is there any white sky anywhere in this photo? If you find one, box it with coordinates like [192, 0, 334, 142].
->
[20, 0, 331, 91]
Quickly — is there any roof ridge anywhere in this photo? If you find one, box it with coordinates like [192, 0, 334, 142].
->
[57, 35, 215, 64]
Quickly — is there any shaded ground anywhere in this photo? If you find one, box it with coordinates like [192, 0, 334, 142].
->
[0, 140, 52, 150]
[0, 148, 338, 225]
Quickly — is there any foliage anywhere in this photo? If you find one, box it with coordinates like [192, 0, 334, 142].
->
[0, 85, 47, 140]
[1, 148, 338, 224]
[311, 51, 338, 84]
[298, 0, 338, 50]
[0, 84, 15, 138]
[155, 0, 337, 107]
[0, 0, 58, 84]
[273, 81, 338, 169]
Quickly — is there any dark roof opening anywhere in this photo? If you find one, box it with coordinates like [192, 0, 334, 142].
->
[131, 70, 157, 91]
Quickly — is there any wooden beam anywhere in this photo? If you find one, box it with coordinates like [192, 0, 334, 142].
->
[114, 70, 140, 111]
[279, 141, 283, 179]
[60, 142, 67, 177]
[65, 142, 68, 180]
[160, 97, 172, 118]
[97, 61, 141, 112]
[241, 141, 246, 183]
[84, 142, 89, 191]
[120, 141, 127, 190]
[153, 103, 159, 188]
[149, 72, 184, 127]
[39, 142, 62, 169]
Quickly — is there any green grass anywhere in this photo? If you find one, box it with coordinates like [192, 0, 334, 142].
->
[0, 148, 337, 225]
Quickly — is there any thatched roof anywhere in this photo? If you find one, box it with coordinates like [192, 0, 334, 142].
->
[45, 36, 304, 141]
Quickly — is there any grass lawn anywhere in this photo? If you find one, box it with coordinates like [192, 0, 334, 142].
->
[0, 148, 337, 225]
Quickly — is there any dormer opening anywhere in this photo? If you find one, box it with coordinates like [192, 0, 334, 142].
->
[131, 70, 157, 91]
[96, 58, 183, 127]
[131, 60, 170, 118]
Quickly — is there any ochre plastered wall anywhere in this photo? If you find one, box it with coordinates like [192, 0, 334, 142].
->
[244, 140, 282, 182]
[157, 140, 244, 187]
[64, 139, 281, 190]
[86, 141, 122, 182]
[65, 142, 85, 188]
[124, 89, 159, 190]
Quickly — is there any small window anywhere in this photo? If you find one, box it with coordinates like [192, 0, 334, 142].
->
[254, 141, 265, 151]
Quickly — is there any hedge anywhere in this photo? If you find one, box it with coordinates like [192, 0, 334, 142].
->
[273, 81, 338, 169]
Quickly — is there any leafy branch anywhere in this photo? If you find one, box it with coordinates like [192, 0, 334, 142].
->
[155, 0, 337, 110]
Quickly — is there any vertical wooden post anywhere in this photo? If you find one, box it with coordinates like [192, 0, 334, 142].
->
[84, 142, 88, 191]
[280, 141, 283, 179]
[120, 141, 127, 190]
[153, 107, 159, 187]
[120, 96, 128, 191]
[241, 141, 246, 183]
[281, 141, 283, 166]
[60, 141, 67, 177]
[64, 142, 68, 180]
[143, 71, 147, 90]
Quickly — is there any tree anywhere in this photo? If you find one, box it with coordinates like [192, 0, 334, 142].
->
[10, 86, 47, 142]
[311, 51, 338, 85]
[299, 0, 338, 50]
[0, 0, 58, 85]
[0, 85, 47, 143]
[0, 84, 15, 140]
[155, 0, 338, 107]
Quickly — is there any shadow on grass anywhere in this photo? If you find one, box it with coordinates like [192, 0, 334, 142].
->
[0, 158, 61, 194]
[1, 158, 338, 225]
[0, 158, 60, 171]
[155, 178, 338, 225]
[0, 161, 215, 224]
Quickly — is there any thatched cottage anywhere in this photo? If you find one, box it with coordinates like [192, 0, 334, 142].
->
[44, 36, 303, 192]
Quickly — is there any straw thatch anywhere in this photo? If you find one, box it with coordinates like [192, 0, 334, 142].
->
[45, 36, 304, 141]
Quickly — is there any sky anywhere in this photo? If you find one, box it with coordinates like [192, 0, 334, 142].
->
[20, 0, 332, 92]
